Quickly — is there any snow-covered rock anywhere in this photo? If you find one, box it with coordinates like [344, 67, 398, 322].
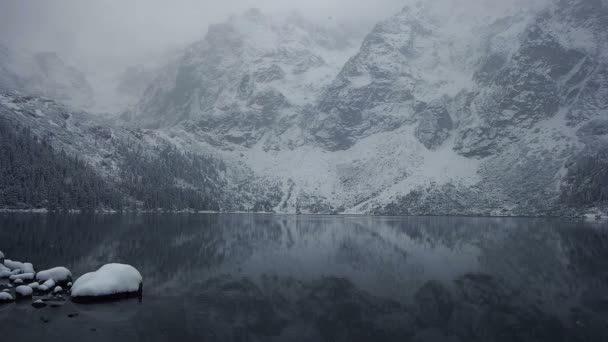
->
[0, 263, 11, 278]
[15, 285, 33, 299]
[38, 285, 49, 292]
[36, 267, 72, 285]
[0, 291, 14, 303]
[53, 286, 63, 294]
[13, 279, 23, 285]
[9, 273, 34, 282]
[71, 263, 143, 303]
[28, 282, 39, 290]
[3, 260, 35, 274]
[42, 279, 55, 289]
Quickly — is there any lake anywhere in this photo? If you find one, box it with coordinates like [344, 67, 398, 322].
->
[0, 214, 607, 341]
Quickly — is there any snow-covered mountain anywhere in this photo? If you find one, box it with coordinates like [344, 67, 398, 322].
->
[129, 2, 607, 216]
[130, 9, 359, 149]
[0, 44, 94, 109]
[1, 1, 607, 216]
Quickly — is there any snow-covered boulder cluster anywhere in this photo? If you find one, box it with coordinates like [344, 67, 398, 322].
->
[0, 251, 72, 307]
[36, 266, 72, 286]
[1, 250, 142, 307]
[71, 263, 143, 303]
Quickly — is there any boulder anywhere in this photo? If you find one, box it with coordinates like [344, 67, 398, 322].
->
[0, 291, 14, 304]
[15, 285, 33, 299]
[71, 263, 143, 303]
[36, 267, 72, 286]
[4, 260, 34, 274]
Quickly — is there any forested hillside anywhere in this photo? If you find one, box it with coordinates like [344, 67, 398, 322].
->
[0, 118, 122, 211]
[0, 117, 226, 212]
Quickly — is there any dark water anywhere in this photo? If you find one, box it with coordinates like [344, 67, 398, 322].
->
[1, 214, 607, 342]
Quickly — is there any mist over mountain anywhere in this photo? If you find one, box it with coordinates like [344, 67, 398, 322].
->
[0, 0, 606, 216]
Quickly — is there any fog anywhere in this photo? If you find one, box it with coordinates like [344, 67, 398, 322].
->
[0, 0, 544, 113]
[0, 0, 405, 111]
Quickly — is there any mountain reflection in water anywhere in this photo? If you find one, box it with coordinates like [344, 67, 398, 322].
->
[0, 214, 607, 342]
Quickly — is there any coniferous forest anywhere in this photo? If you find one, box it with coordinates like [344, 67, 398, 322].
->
[0, 118, 123, 211]
[0, 118, 222, 212]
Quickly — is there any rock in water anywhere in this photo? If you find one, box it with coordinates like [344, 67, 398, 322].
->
[32, 300, 46, 309]
[15, 285, 33, 299]
[71, 263, 143, 303]
[36, 267, 72, 286]
[0, 291, 14, 303]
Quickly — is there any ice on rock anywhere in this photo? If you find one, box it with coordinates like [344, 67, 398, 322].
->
[0, 291, 14, 303]
[71, 263, 142, 302]
[36, 267, 72, 285]
[15, 285, 33, 299]
[4, 260, 35, 274]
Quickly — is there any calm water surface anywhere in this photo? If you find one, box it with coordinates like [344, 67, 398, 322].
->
[0, 214, 607, 341]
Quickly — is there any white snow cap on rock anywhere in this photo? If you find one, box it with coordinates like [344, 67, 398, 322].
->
[42, 279, 55, 288]
[36, 267, 72, 283]
[71, 263, 142, 298]
[9, 273, 34, 281]
[15, 285, 33, 297]
[28, 282, 39, 289]
[4, 260, 34, 274]
[0, 291, 14, 302]
[0, 264, 11, 278]
[53, 286, 63, 294]
[38, 285, 48, 292]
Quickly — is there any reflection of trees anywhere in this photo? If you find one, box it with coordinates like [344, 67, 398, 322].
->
[2, 214, 608, 341]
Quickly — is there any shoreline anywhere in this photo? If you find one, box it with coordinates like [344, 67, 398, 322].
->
[0, 208, 606, 221]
